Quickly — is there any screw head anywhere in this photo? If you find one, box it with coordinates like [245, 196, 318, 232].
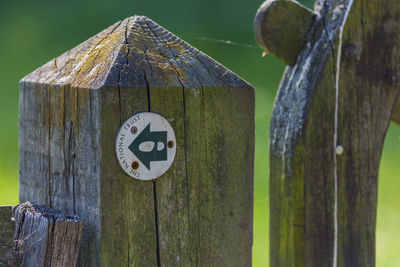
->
[131, 161, 139, 170]
[385, 70, 398, 85]
[131, 126, 138, 134]
[343, 44, 357, 58]
[167, 140, 174, 148]
[335, 145, 344, 155]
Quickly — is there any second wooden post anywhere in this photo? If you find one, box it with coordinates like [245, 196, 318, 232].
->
[255, 0, 400, 266]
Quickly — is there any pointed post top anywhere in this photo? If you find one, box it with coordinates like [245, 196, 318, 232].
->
[19, 15, 255, 266]
[22, 16, 250, 90]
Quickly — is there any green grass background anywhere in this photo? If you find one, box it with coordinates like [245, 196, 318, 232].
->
[0, 0, 399, 265]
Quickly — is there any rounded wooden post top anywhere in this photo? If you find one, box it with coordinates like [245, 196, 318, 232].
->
[254, 0, 315, 66]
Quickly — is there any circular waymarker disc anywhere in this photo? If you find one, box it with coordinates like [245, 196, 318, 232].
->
[115, 112, 176, 181]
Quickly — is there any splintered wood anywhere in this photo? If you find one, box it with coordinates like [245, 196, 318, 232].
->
[0, 203, 83, 267]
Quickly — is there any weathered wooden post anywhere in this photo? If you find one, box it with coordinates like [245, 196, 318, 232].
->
[255, 0, 400, 266]
[0, 206, 19, 266]
[0, 203, 83, 267]
[19, 16, 254, 266]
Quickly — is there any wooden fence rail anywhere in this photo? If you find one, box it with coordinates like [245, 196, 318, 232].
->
[255, 0, 400, 266]
[18, 16, 254, 266]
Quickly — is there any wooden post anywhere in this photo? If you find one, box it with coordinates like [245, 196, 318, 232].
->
[19, 16, 254, 266]
[254, 0, 400, 266]
[0, 202, 83, 267]
[0, 206, 19, 266]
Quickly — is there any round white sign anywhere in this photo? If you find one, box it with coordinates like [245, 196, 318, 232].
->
[115, 112, 176, 181]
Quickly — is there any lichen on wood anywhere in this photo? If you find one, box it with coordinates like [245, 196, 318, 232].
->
[254, 0, 400, 266]
[0, 203, 83, 267]
[254, 0, 316, 66]
[20, 16, 254, 266]
[13, 202, 83, 267]
[0, 206, 19, 267]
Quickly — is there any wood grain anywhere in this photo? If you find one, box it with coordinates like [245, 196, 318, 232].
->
[13, 202, 83, 267]
[255, 0, 400, 125]
[256, 0, 400, 266]
[393, 100, 400, 125]
[0, 203, 83, 267]
[254, 0, 315, 66]
[0, 206, 19, 267]
[20, 16, 254, 266]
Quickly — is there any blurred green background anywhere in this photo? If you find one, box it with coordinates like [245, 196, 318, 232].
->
[0, 0, 399, 266]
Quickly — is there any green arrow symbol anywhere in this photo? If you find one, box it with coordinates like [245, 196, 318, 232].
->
[128, 123, 168, 170]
